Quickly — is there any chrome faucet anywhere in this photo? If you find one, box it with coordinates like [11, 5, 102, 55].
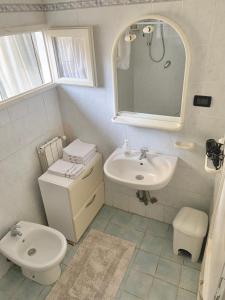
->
[139, 147, 149, 160]
[10, 225, 22, 237]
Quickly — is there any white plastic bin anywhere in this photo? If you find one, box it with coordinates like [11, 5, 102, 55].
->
[173, 207, 208, 262]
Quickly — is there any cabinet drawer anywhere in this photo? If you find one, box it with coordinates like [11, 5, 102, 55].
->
[70, 155, 103, 216]
[74, 182, 104, 242]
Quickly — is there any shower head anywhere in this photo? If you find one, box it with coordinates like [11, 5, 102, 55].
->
[124, 33, 136, 42]
[143, 25, 154, 34]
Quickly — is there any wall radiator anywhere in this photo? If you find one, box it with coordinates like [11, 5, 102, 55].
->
[37, 136, 66, 172]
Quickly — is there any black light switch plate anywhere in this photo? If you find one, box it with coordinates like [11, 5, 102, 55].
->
[193, 95, 212, 107]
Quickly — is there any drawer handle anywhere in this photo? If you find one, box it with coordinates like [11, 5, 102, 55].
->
[82, 167, 94, 180]
[85, 194, 96, 208]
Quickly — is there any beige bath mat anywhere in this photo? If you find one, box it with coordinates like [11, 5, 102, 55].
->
[47, 229, 135, 300]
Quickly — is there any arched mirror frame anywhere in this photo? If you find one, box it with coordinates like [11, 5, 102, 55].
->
[111, 15, 191, 131]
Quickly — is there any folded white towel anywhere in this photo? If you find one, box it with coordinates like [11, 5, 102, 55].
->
[63, 139, 96, 159]
[48, 159, 84, 179]
[63, 149, 96, 165]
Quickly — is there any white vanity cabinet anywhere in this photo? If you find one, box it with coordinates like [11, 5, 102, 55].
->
[38, 153, 104, 243]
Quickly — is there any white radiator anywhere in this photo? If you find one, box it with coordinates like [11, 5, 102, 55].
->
[37, 136, 66, 172]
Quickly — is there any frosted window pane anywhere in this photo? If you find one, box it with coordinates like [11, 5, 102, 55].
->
[0, 32, 51, 101]
[53, 36, 88, 79]
[32, 32, 52, 84]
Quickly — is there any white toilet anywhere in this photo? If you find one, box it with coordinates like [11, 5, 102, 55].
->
[0, 221, 67, 285]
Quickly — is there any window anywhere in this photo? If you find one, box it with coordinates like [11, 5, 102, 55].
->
[47, 27, 97, 87]
[0, 32, 51, 101]
[53, 37, 87, 79]
[0, 27, 97, 103]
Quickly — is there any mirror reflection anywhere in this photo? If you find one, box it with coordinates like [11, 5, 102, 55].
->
[117, 19, 186, 117]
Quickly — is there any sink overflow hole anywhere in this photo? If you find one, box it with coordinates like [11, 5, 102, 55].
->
[27, 248, 36, 256]
[136, 174, 144, 180]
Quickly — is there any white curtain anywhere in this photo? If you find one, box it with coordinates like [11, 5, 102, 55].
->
[0, 33, 43, 99]
[54, 36, 87, 79]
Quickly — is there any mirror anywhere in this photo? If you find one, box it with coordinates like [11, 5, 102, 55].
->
[112, 15, 190, 130]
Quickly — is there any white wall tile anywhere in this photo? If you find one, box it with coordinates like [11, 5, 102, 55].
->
[0, 109, 10, 127]
[8, 100, 28, 121]
[0, 0, 46, 28]
[0, 123, 18, 161]
[43, 89, 64, 135]
[0, 88, 63, 278]
[146, 202, 164, 221]
[128, 196, 146, 217]
[110, 191, 130, 211]
[105, 177, 136, 197]
[181, 0, 216, 45]
[163, 206, 178, 224]
[168, 164, 212, 197]
[104, 193, 113, 206]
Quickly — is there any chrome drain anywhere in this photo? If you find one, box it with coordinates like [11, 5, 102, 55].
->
[27, 248, 36, 256]
[136, 174, 144, 180]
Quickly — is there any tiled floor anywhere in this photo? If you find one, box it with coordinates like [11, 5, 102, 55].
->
[0, 205, 200, 300]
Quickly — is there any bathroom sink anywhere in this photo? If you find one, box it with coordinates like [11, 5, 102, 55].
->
[104, 148, 177, 190]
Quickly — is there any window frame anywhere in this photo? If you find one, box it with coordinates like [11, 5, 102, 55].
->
[0, 25, 97, 107]
[45, 26, 97, 87]
[0, 28, 54, 104]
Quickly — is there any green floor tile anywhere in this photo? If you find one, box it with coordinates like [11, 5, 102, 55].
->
[132, 249, 159, 275]
[147, 219, 169, 238]
[179, 266, 200, 293]
[155, 258, 181, 285]
[125, 270, 153, 299]
[105, 222, 125, 238]
[111, 210, 132, 226]
[183, 257, 201, 271]
[140, 233, 165, 255]
[90, 214, 109, 231]
[37, 285, 53, 300]
[160, 239, 183, 264]
[122, 227, 144, 246]
[14, 278, 44, 300]
[62, 244, 78, 266]
[148, 278, 177, 300]
[0, 290, 10, 300]
[177, 288, 197, 300]
[120, 291, 142, 300]
[0, 266, 25, 297]
[97, 205, 118, 220]
[105, 222, 143, 246]
[129, 214, 149, 232]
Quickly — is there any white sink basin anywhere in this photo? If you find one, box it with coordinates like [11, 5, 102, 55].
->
[104, 148, 177, 190]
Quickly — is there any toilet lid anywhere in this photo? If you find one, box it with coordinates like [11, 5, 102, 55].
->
[173, 207, 208, 238]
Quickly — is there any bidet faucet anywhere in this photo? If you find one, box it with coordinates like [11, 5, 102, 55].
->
[139, 147, 149, 160]
[10, 225, 22, 237]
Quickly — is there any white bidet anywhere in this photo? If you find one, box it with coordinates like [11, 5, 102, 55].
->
[0, 221, 67, 285]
